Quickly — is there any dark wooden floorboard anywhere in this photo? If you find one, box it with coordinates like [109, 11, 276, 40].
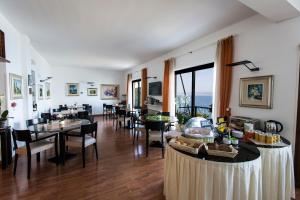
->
[0, 117, 165, 200]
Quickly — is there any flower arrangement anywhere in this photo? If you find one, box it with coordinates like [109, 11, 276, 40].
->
[11, 102, 17, 108]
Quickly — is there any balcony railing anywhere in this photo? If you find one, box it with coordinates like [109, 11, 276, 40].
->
[177, 105, 212, 118]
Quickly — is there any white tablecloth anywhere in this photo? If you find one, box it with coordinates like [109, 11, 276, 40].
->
[164, 146, 262, 200]
[258, 145, 295, 200]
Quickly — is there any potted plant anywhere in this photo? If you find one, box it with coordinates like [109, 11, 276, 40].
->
[176, 112, 191, 132]
[0, 110, 8, 128]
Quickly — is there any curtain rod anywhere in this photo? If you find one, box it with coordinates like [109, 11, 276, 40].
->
[173, 35, 236, 59]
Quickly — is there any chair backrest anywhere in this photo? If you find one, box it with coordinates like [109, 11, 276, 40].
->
[141, 109, 148, 116]
[12, 129, 32, 149]
[38, 118, 47, 124]
[157, 112, 170, 116]
[82, 104, 89, 110]
[78, 111, 89, 119]
[145, 121, 165, 131]
[26, 119, 36, 127]
[80, 122, 98, 137]
[106, 104, 113, 109]
[118, 109, 127, 116]
[41, 112, 51, 121]
[53, 108, 61, 112]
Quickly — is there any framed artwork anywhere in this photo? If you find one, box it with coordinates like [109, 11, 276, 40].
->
[100, 84, 119, 100]
[45, 82, 51, 99]
[9, 73, 23, 99]
[87, 88, 98, 96]
[38, 84, 43, 100]
[239, 75, 273, 109]
[66, 83, 79, 96]
[0, 94, 5, 114]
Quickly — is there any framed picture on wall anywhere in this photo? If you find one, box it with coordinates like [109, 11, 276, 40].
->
[239, 75, 273, 109]
[9, 73, 23, 99]
[100, 84, 119, 100]
[38, 84, 43, 100]
[66, 83, 79, 96]
[87, 88, 98, 96]
[45, 82, 51, 99]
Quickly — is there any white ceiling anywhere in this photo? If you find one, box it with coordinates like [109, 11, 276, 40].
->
[0, 0, 255, 70]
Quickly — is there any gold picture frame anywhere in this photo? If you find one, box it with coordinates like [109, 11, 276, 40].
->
[87, 88, 98, 96]
[239, 75, 273, 109]
[38, 84, 43, 100]
[9, 73, 23, 99]
[66, 83, 79, 96]
[100, 84, 119, 100]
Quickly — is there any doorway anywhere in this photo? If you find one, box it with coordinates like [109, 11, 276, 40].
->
[132, 79, 142, 109]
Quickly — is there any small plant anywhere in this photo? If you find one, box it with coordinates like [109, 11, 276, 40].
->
[0, 110, 8, 121]
[0, 110, 8, 128]
[196, 112, 209, 119]
[176, 112, 191, 125]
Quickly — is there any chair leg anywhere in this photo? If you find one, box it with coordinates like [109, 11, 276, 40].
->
[82, 147, 86, 168]
[36, 152, 40, 162]
[161, 131, 164, 159]
[13, 154, 18, 176]
[27, 154, 31, 179]
[94, 143, 99, 160]
[55, 135, 59, 165]
[132, 129, 136, 144]
[146, 130, 149, 157]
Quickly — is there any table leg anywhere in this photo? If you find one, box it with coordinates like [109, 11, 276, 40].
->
[146, 130, 149, 157]
[1, 131, 7, 169]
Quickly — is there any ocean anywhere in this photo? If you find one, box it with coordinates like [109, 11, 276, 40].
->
[177, 95, 212, 107]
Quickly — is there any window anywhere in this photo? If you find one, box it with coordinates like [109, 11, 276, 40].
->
[132, 79, 141, 109]
[175, 63, 214, 117]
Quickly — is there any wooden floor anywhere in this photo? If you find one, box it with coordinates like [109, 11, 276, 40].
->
[1, 117, 299, 200]
[0, 117, 165, 200]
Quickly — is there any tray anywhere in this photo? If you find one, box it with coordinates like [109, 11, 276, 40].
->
[205, 144, 238, 158]
[248, 138, 288, 147]
[169, 136, 204, 155]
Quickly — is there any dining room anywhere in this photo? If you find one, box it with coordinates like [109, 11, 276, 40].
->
[0, 0, 300, 200]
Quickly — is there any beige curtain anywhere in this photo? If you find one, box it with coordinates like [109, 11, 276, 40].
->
[162, 58, 175, 114]
[141, 68, 147, 109]
[126, 73, 132, 108]
[213, 36, 234, 119]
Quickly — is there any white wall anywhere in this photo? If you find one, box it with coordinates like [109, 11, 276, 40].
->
[0, 13, 52, 127]
[124, 14, 300, 147]
[51, 66, 124, 114]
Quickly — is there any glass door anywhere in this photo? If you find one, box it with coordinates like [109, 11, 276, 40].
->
[132, 79, 141, 109]
[175, 63, 214, 117]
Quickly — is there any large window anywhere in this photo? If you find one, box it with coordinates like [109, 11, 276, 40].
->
[175, 63, 214, 117]
[132, 79, 141, 109]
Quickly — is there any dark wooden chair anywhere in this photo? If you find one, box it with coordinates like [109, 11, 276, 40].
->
[132, 115, 145, 144]
[41, 113, 51, 121]
[63, 122, 98, 168]
[78, 111, 89, 120]
[145, 121, 165, 158]
[102, 103, 107, 119]
[12, 129, 58, 179]
[105, 105, 113, 119]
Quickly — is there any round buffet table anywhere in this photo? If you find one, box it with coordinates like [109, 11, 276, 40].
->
[164, 143, 262, 200]
[252, 138, 295, 200]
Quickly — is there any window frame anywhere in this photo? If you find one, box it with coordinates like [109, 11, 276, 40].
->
[175, 62, 214, 116]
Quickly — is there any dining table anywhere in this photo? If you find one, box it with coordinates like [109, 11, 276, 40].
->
[139, 115, 178, 156]
[25, 119, 90, 163]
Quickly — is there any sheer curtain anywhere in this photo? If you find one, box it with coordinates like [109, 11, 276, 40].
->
[212, 36, 234, 122]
